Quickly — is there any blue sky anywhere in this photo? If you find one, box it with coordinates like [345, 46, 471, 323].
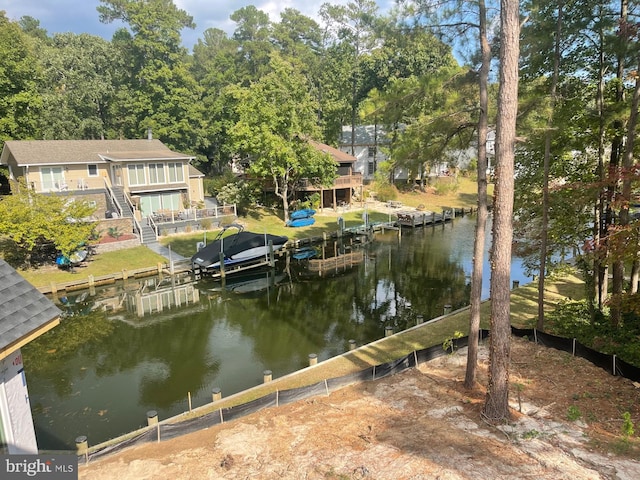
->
[0, 1, 394, 51]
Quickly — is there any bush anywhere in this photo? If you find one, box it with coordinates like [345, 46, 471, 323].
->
[216, 180, 260, 215]
[372, 182, 398, 202]
[545, 299, 640, 367]
[204, 170, 238, 198]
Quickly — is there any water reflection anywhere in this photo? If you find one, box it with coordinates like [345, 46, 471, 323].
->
[23, 216, 527, 450]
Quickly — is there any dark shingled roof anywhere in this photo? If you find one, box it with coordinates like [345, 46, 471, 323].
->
[0, 259, 61, 358]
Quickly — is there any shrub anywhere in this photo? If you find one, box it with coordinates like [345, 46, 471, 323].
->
[217, 180, 260, 215]
[373, 182, 398, 202]
[204, 170, 238, 198]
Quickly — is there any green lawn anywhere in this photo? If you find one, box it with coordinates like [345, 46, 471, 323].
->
[17, 246, 167, 289]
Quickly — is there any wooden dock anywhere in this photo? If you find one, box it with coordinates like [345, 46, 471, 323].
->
[395, 206, 475, 228]
[396, 210, 450, 228]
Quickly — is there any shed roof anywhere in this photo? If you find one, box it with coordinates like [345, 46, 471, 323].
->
[0, 139, 193, 166]
[0, 259, 61, 360]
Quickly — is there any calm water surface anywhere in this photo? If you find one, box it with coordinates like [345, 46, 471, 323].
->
[25, 216, 528, 450]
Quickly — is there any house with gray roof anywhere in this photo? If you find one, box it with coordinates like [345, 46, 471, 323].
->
[0, 135, 206, 244]
[340, 125, 490, 184]
[0, 259, 62, 454]
[339, 125, 408, 183]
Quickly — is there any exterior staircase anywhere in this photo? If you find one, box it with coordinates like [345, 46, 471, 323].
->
[110, 185, 157, 244]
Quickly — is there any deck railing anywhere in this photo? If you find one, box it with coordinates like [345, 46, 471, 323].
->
[150, 204, 237, 225]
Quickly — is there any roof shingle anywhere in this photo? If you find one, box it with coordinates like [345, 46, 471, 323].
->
[0, 259, 61, 357]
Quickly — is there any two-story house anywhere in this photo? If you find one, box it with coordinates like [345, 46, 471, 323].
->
[339, 125, 407, 183]
[340, 125, 492, 184]
[0, 136, 206, 244]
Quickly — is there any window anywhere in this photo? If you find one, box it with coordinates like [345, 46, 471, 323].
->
[368, 162, 375, 175]
[167, 163, 184, 183]
[128, 164, 145, 186]
[149, 163, 166, 184]
[368, 146, 376, 158]
[40, 167, 64, 191]
[87, 164, 98, 177]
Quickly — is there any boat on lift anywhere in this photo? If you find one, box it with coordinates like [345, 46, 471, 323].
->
[191, 224, 288, 274]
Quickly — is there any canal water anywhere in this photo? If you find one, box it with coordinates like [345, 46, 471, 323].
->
[24, 215, 529, 450]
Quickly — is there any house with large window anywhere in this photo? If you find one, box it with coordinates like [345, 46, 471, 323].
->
[0, 137, 208, 243]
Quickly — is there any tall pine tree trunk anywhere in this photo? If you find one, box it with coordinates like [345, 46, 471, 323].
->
[483, 0, 519, 423]
[537, 1, 563, 331]
[465, 0, 491, 389]
[609, 0, 628, 327]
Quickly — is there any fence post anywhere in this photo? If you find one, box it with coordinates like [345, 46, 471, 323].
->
[76, 435, 88, 465]
[212, 387, 222, 402]
[146, 410, 158, 427]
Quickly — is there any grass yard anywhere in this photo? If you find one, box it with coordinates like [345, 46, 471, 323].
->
[17, 246, 167, 288]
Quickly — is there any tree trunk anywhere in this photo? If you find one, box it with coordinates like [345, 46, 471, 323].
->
[537, 1, 563, 331]
[595, 16, 607, 313]
[618, 57, 640, 297]
[609, 0, 628, 327]
[465, 0, 490, 389]
[483, 0, 519, 423]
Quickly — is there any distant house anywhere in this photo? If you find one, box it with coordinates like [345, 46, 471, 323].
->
[245, 139, 363, 210]
[339, 125, 407, 183]
[0, 136, 207, 243]
[340, 125, 489, 183]
[0, 259, 62, 454]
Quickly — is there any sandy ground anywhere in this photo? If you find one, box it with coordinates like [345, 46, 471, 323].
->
[79, 337, 640, 479]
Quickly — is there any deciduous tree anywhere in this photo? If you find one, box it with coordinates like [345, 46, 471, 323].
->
[228, 54, 336, 221]
[0, 182, 96, 267]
